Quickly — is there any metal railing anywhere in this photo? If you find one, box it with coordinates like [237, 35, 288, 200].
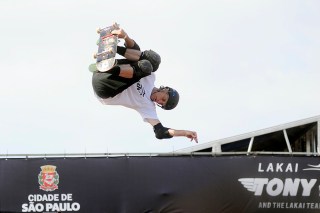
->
[0, 151, 319, 159]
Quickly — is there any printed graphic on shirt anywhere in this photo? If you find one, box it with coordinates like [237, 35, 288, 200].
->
[136, 81, 146, 97]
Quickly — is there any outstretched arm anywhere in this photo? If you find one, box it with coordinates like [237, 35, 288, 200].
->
[146, 119, 198, 143]
[168, 129, 198, 143]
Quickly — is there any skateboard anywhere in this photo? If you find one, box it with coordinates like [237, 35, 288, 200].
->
[89, 23, 119, 72]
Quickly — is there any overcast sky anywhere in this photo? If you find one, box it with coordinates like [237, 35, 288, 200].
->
[1, 0, 319, 155]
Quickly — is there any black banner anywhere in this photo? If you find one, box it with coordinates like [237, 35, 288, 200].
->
[1, 156, 320, 213]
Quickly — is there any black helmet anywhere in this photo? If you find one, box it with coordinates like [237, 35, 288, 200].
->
[162, 86, 179, 110]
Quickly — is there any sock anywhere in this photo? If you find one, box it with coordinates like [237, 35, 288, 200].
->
[131, 62, 139, 73]
[117, 46, 126, 56]
[139, 51, 145, 60]
[108, 66, 120, 75]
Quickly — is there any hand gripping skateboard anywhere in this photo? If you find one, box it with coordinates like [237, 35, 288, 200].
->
[89, 23, 119, 72]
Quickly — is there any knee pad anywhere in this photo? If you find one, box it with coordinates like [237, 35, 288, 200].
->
[141, 50, 161, 71]
[132, 59, 153, 78]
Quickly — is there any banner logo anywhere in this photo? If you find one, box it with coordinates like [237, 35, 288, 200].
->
[238, 178, 316, 196]
[38, 165, 59, 192]
[238, 162, 320, 210]
[303, 164, 320, 171]
[22, 165, 81, 212]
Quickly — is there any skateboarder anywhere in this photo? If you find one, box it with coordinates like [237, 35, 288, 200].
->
[92, 24, 198, 143]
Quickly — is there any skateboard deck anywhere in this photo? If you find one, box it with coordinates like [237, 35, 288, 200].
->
[92, 24, 119, 72]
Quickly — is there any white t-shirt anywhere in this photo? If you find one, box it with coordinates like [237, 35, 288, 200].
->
[97, 73, 158, 121]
